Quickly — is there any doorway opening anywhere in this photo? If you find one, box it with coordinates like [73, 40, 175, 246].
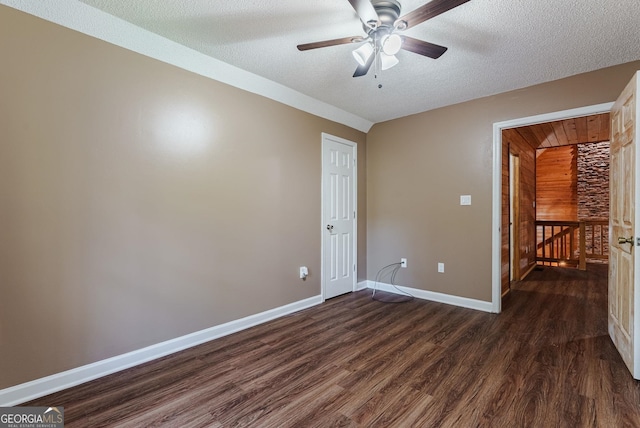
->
[491, 102, 614, 313]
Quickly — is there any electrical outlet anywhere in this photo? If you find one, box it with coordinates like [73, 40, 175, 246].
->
[401, 258, 407, 268]
[438, 263, 445, 273]
[299, 266, 308, 280]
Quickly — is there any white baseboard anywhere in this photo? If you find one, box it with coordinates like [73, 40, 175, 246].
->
[0, 295, 323, 406]
[363, 280, 494, 313]
[356, 280, 369, 291]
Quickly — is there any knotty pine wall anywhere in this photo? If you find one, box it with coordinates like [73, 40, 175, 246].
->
[501, 129, 537, 294]
[536, 146, 578, 221]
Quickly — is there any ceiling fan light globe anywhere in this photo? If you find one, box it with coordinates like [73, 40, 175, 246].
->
[381, 33, 402, 56]
[352, 42, 374, 66]
[380, 53, 399, 70]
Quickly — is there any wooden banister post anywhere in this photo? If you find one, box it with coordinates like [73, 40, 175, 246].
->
[579, 222, 586, 271]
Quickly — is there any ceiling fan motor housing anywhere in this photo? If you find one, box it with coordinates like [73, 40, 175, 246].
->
[367, 0, 402, 30]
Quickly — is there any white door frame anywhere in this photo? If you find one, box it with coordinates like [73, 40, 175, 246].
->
[321, 133, 358, 301]
[491, 102, 614, 313]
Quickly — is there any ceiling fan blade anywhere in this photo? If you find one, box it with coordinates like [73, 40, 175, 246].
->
[353, 55, 376, 77]
[347, 0, 380, 28]
[353, 52, 375, 77]
[396, 0, 471, 30]
[402, 36, 448, 59]
[297, 36, 364, 51]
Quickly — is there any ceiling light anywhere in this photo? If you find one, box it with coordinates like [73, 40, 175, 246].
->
[352, 42, 374, 66]
[381, 34, 402, 56]
[380, 53, 399, 71]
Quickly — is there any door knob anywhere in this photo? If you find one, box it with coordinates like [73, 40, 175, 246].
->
[618, 236, 634, 245]
[326, 224, 334, 231]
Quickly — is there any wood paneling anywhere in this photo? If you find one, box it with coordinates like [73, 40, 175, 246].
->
[515, 113, 610, 148]
[25, 265, 640, 427]
[501, 129, 537, 294]
[536, 145, 578, 221]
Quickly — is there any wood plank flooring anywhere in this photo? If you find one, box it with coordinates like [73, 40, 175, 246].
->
[26, 264, 640, 427]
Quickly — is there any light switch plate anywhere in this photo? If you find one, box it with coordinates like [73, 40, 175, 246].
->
[460, 195, 471, 206]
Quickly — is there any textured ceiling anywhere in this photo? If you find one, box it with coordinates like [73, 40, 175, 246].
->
[71, 1, 640, 124]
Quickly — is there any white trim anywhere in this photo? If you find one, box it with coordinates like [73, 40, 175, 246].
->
[321, 133, 358, 301]
[491, 102, 615, 313]
[356, 280, 369, 291]
[352, 139, 358, 296]
[632, 72, 640, 378]
[0, 0, 374, 133]
[491, 121, 503, 313]
[363, 280, 494, 313]
[0, 295, 322, 406]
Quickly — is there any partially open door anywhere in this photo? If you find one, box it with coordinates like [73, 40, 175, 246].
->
[609, 71, 640, 378]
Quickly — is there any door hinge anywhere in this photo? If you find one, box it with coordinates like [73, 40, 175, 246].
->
[354, 264, 356, 272]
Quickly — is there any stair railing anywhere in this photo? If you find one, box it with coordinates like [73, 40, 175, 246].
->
[535, 220, 608, 270]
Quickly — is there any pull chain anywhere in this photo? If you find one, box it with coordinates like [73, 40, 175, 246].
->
[373, 33, 382, 89]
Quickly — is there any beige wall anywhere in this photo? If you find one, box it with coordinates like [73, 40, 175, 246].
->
[367, 60, 640, 302]
[0, 6, 366, 389]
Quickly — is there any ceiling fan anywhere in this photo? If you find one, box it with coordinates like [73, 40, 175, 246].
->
[297, 0, 471, 77]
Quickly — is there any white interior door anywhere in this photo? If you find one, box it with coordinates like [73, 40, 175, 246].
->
[609, 71, 640, 378]
[322, 133, 356, 300]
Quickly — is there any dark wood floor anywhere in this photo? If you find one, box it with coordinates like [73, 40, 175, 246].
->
[26, 264, 640, 427]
